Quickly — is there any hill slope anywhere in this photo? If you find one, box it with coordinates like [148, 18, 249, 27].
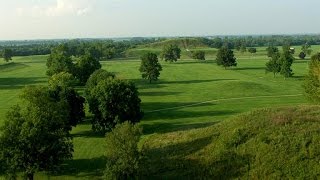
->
[142, 105, 320, 179]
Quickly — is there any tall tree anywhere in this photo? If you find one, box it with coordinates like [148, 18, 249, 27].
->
[46, 46, 74, 76]
[75, 53, 102, 85]
[301, 43, 312, 56]
[87, 79, 143, 133]
[266, 52, 281, 77]
[266, 46, 279, 57]
[0, 86, 73, 180]
[216, 46, 237, 69]
[139, 53, 162, 83]
[279, 48, 294, 78]
[304, 53, 320, 103]
[161, 44, 181, 62]
[2, 48, 13, 62]
[248, 48, 257, 54]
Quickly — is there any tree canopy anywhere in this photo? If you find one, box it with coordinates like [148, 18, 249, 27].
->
[0, 86, 73, 179]
[216, 46, 237, 69]
[191, 51, 206, 60]
[304, 53, 320, 103]
[139, 53, 162, 83]
[46, 45, 74, 76]
[2, 49, 13, 62]
[75, 53, 102, 85]
[161, 44, 181, 62]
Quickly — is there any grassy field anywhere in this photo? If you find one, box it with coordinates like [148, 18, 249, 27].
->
[0, 46, 314, 178]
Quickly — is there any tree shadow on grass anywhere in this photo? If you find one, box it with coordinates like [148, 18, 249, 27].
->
[52, 156, 106, 178]
[291, 75, 305, 81]
[0, 77, 46, 90]
[174, 60, 216, 65]
[140, 91, 182, 96]
[233, 67, 266, 71]
[141, 136, 249, 178]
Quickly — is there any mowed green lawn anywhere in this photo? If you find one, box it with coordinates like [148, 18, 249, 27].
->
[0, 51, 311, 178]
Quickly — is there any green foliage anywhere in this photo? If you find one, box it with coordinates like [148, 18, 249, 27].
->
[266, 46, 279, 57]
[0, 86, 73, 179]
[302, 43, 312, 56]
[279, 49, 294, 78]
[46, 45, 74, 76]
[304, 53, 320, 103]
[216, 46, 237, 69]
[87, 79, 143, 133]
[240, 44, 247, 53]
[191, 50, 206, 60]
[248, 47, 257, 54]
[2, 49, 13, 62]
[48, 72, 76, 89]
[266, 52, 281, 77]
[139, 52, 162, 83]
[75, 54, 102, 85]
[85, 69, 115, 96]
[105, 122, 142, 179]
[299, 52, 306, 59]
[161, 44, 181, 62]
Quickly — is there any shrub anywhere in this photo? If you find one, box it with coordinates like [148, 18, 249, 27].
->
[105, 122, 142, 179]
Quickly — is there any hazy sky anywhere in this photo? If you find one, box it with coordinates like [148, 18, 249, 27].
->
[0, 0, 319, 40]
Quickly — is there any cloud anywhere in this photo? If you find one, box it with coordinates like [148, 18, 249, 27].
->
[16, 0, 94, 17]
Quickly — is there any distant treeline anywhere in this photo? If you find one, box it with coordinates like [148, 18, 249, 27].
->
[1, 35, 320, 58]
[199, 35, 320, 49]
[0, 38, 160, 58]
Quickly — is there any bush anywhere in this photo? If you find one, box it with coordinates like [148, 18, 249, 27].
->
[105, 122, 142, 179]
[299, 52, 306, 59]
[191, 51, 206, 60]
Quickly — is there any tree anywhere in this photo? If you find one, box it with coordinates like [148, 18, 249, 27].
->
[2, 49, 13, 62]
[48, 73, 85, 130]
[240, 44, 247, 53]
[0, 86, 73, 180]
[266, 46, 279, 57]
[105, 122, 142, 179]
[46, 46, 74, 76]
[191, 51, 206, 60]
[248, 48, 257, 54]
[266, 52, 281, 77]
[216, 46, 237, 69]
[299, 52, 306, 60]
[304, 53, 320, 103]
[279, 49, 294, 78]
[87, 79, 143, 133]
[161, 44, 181, 62]
[75, 53, 102, 85]
[139, 53, 162, 83]
[85, 69, 115, 94]
[302, 43, 312, 56]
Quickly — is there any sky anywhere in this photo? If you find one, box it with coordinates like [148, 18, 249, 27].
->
[0, 0, 320, 40]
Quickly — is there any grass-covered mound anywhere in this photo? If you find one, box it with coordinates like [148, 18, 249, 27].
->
[142, 106, 320, 179]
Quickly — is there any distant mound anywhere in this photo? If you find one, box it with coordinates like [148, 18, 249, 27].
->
[0, 62, 28, 72]
[144, 38, 209, 49]
[143, 105, 320, 179]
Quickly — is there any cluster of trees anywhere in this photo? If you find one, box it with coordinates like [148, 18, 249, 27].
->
[199, 35, 320, 49]
[304, 53, 320, 102]
[216, 46, 237, 69]
[265, 45, 294, 78]
[1, 49, 13, 62]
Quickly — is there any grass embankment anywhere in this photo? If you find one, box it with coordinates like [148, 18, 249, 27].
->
[0, 45, 313, 178]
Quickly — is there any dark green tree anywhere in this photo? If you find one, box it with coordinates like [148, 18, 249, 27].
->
[266, 46, 279, 57]
[304, 53, 320, 103]
[46, 46, 74, 76]
[299, 52, 306, 60]
[216, 46, 237, 69]
[75, 53, 102, 85]
[248, 48, 257, 54]
[48, 73, 85, 130]
[2, 49, 13, 62]
[161, 44, 181, 62]
[139, 53, 162, 83]
[240, 44, 247, 53]
[266, 52, 281, 77]
[301, 43, 312, 56]
[0, 86, 73, 180]
[279, 48, 294, 78]
[87, 79, 143, 133]
[104, 122, 142, 179]
[191, 51, 206, 60]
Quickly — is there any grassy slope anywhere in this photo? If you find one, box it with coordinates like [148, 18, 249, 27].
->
[0, 46, 313, 178]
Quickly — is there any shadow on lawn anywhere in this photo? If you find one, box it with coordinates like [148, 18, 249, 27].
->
[233, 67, 266, 71]
[0, 77, 46, 90]
[53, 156, 106, 178]
[142, 135, 248, 178]
[133, 78, 237, 87]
